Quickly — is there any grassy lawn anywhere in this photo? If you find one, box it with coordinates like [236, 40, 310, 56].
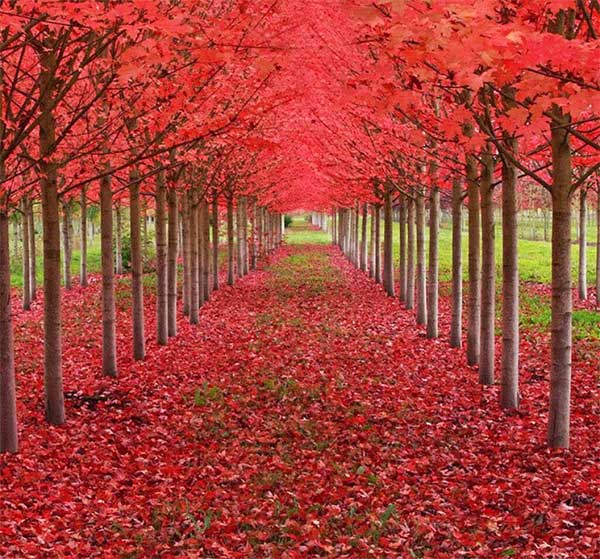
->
[10, 237, 103, 288]
[286, 214, 599, 286]
[360, 216, 598, 285]
[285, 219, 331, 245]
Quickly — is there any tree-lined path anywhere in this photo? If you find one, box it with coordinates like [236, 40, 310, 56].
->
[1, 1, 600, 557]
[1, 221, 598, 557]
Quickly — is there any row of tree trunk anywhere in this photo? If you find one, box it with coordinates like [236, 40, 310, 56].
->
[0, 184, 284, 453]
[333, 172, 599, 449]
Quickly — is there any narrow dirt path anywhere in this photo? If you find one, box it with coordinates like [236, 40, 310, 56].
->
[2, 225, 598, 558]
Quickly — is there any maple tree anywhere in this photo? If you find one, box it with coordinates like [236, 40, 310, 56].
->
[0, 0, 599, 555]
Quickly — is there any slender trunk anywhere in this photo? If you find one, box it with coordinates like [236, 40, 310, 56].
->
[332, 210, 337, 246]
[12, 218, 18, 260]
[548, 108, 573, 449]
[427, 186, 440, 339]
[416, 189, 427, 325]
[450, 179, 463, 348]
[80, 188, 88, 287]
[39, 46, 65, 424]
[62, 202, 73, 289]
[167, 188, 178, 337]
[100, 173, 117, 377]
[142, 202, 148, 265]
[368, 206, 375, 278]
[263, 210, 268, 254]
[399, 195, 407, 303]
[578, 189, 587, 300]
[406, 197, 415, 310]
[155, 172, 168, 345]
[353, 203, 360, 266]
[501, 143, 520, 409]
[596, 191, 600, 307]
[479, 152, 496, 385]
[130, 174, 145, 361]
[250, 198, 257, 271]
[227, 196, 235, 286]
[115, 203, 123, 275]
[212, 194, 219, 290]
[466, 152, 481, 366]
[202, 198, 210, 301]
[256, 205, 263, 263]
[181, 193, 191, 316]
[29, 199, 36, 300]
[242, 197, 249, 275]
[189, 193, 199, 324]
[374, 205, 382, 284]
[360, 203, 367, 272]
[383, 184, 394, 296]
[197, 196, 205, 306]
[236, 200, 243, 278]
[21, 198, 31, 310]
[0, 198, 18, 453]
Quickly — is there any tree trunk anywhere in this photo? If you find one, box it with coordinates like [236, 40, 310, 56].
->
[416, 189, 427, 325]
[181, 193, 191, 316]
[406, 197, 415, 310]
[80, 188, 88, 287]
[374, 205, 382, 284]
[578, 189, 587, 300]
[130, 174, 145, 361]
[369, 205, 375, 278]
[450, 179, 462, 348]
[115, 202, 123, 275]
[332, 209, 337, 246]
[466, 152, 481, 366]
[250, 198, 257, 271]
[596, 190, 600, 308]
[353, 203, 360, 266]
[0, 199, 18, 453]
[227, 196, 235, 286]
[479, 151, 495, 385]
[21, 198, 31, 310]
[202, 198, 210, 301]
[256, 204, 263, 263]
[167, 188, 178, 338]
[100, 173, 117, 377]
[242, 197, 249, 276]
[427, 186, 440, 339]
[189, 193, 199, 324]
[12, 218, 18, 261]
[155, 172, 168, 345]
[62, 200, 72, 290]
[236, 199, 243, 278]
[212, 194, 219, 291]
[383, 184, 394, 296]
[360, 203, 367, 272]
[142, 202, 148, 265]
[39, 46, 65, 425]
[399, 195, 407, 303]
[29, 199, 36, 300]
[548, 108, 573, 449]
[197, 196, 205, 306]
[501, 143, 520, 409]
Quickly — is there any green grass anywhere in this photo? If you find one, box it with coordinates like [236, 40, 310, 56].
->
[10, 237, 103, 288]
[285, 218, 331, 245]
[286, 213, 598, 286]
[368, 217, 598, 285]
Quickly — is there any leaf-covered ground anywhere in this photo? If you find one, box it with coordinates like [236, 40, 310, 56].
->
[1, 229, 599, 558]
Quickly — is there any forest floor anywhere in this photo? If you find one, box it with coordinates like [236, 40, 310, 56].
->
[1, 223, 599, 558]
